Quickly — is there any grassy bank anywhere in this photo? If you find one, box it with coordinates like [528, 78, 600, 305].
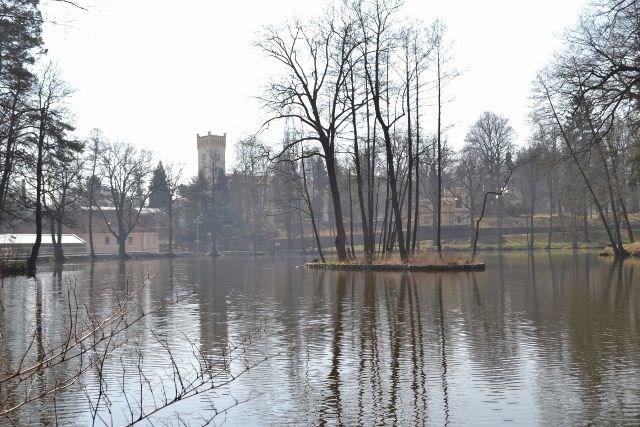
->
[439, 233, 605, 252]
[0, 260, 29, 277]
[317, 233, 606, 256]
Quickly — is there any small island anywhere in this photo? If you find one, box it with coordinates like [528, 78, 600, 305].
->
[305, 253, 485, 272]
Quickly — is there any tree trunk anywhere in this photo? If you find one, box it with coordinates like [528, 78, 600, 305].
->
[116, 213, 128, 259]
[325, 151, 348, 261]
[118, 236, 127, 258]
[542, 85, 621, 255]
[53, 218, 64, 264]
[469, 196, 476, 248]
[436, 50, 443, 257]
[572, 214, 578, 250]
[88, 202, 95, 257]
[349, 70, 371, 261]
[209, 159, 218, 257]
[472, 192, 493, 261]
[583, 209, 589, 242]
[598, 147, 624, 252]
[301, 155, 324, 263]
[529, 164, 536, 250]
[168, 202, 174, 255]
[49, 218, 58, 262]
[405, 52, 413, 252]
[366, 86, 376, 261]
[547, 174, 553, 250]
[348, 169, 355, 259]
[88, 138, 98, 258]
[381, 124, 407, 261]
[380, 179, 390, 255]
[298, 208, 306, 255]
[27, 113, 46, 273]
[618, 195, 634, 243]
[0, 91, 21, 226]
[411, 40, 421, 254]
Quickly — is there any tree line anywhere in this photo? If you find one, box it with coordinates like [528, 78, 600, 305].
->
[252, 0, 640, 261]
[2, 0, 639, 270]
[0, 1, 185, 271]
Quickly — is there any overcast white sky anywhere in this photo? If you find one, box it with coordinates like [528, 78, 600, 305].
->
[41, 0, 586, 177]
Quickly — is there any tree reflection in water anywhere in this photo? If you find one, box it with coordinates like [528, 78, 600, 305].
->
[1, 253, 639, 424]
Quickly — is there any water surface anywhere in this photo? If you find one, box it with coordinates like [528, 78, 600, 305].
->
[1, 253, 639, 425]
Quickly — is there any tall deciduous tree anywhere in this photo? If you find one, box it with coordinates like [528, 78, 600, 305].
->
[43, 140, 84, 263]
[465, 111, 515, 246]
[256, 8, 360, 261]
[27, 66, 75, 272]
[97, 141, 153, 258]
[86, 128, 102, 258]
[359, 0, 408, 262]
[163, 162, 183, 256]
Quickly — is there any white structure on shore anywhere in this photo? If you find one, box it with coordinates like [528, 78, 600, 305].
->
[197, 131, 226, 177]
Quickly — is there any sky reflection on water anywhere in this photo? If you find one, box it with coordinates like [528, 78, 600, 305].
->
[1, 252, 639, 425]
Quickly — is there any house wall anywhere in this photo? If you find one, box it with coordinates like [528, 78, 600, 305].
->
[12, 208, 162, 255]
[89, 232, 160, 255]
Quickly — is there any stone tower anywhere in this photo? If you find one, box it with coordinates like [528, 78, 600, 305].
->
[197, 131, 226, 177]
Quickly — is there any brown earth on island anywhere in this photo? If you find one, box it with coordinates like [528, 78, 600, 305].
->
[600, 242, 640, 257]
[305, 253, 485, 272]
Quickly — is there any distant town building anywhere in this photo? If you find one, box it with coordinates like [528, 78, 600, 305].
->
[197, 131, 226, 177]
[0, 234, 86, 257]
[80, 207, 161, 255]
[10, 208, 161, 256]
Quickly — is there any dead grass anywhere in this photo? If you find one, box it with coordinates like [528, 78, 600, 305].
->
[325, 251, 477, 266]
[601, 242, 640, 257]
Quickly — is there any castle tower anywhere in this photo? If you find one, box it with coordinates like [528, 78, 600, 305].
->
[197, 131, 226, 177]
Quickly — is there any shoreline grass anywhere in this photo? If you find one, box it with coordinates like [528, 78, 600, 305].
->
[306, 252, 485, 272]
[0, 260, 29, 277]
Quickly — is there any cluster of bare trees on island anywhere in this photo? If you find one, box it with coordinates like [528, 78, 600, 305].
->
[256, 0, 459, 263]
[255, 0, 640, 261]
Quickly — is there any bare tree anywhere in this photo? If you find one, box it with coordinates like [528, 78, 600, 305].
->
[97, 141, 153, 258]
[26, 65, 75, 273]
[531, 0, 640, 257]
[465, 111, 515, 247]
[454, 145, 485, 243]
[43, 142, 84, 263]
[234, 137, 272, 253]
[359, 0, 408, 261]
[428, 19, 456, 256]
[537, 75, 624, 255]
[86, 128, 102, 258]
[256, 7, 360, 261]
[300, 148, 326, 262]
[164, 163, 183, 256]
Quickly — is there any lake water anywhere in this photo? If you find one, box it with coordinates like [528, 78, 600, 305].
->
[1, 253, 639, 425]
